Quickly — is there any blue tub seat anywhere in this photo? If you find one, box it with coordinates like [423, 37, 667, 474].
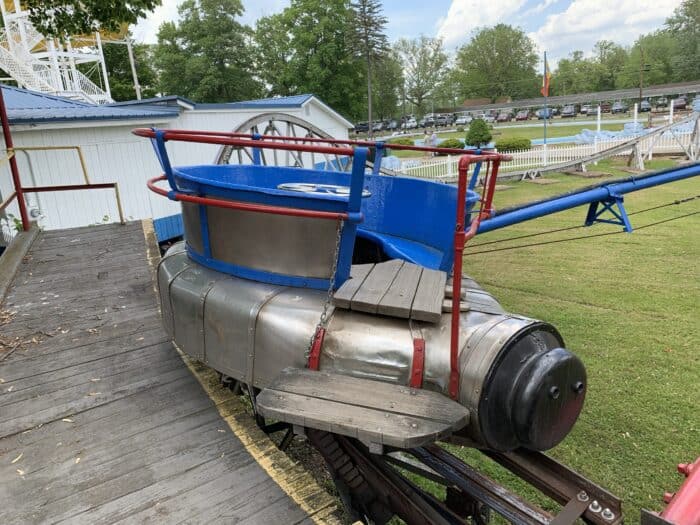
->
[356, 230, 444, 270]
[358, 175, 478, 272]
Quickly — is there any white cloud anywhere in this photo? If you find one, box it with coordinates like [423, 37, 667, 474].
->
[436, 0, 527, 49]
[530, 0, 683, 63]
[132, 0, 182, 43]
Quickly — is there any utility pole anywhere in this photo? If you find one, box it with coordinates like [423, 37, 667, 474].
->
[639, 46, 651, 126]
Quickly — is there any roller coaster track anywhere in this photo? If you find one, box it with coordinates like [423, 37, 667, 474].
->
[502, 112, 700, 181]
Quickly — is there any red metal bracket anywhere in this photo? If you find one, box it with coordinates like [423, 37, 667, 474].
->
[307, 327, 326, 370]
[660, 457, 700, 525]
[410, 338, 425, 388]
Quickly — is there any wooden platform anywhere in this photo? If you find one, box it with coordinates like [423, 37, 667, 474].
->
[0, 222, 336, 525]
[333, 260, 447, 323]
[257, 368, 470, 449]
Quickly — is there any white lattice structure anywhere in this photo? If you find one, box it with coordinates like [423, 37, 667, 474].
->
[0, 0, 112, 104]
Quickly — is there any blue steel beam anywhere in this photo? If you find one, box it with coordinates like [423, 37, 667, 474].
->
[476, 163, 700, 234]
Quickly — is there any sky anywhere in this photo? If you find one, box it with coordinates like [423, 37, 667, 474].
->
[133, 0, 684, 65]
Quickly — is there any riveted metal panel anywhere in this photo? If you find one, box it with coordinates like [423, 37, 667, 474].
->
[203, 277, 282, 382]
[181, 202, 203, 253]
[206, 207, 338, 278]
[323, 310, 414, 385]
[157, 243, 190, 337]
[253, 288, 328, 388]
[170, 263, 225, 360]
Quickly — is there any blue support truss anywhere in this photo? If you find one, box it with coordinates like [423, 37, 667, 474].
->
[584, 194, 633, 232]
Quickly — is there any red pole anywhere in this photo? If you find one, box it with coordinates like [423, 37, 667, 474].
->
[0, 86, 29, 231]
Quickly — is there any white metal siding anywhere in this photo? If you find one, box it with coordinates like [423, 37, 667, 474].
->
[3, 103, 350, 231]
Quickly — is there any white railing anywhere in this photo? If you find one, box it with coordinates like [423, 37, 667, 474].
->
[400, 131, 695, 181]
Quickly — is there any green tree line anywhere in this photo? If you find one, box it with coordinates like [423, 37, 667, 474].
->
[20, 0, 700, 121]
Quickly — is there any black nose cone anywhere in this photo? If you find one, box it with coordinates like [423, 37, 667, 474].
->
[511, 347, 587, 451]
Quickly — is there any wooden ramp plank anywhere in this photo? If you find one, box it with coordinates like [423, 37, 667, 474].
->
[257, 368, 470, 449]
[377, 262, 422, 318]
[332, 263, 373, 308]
[350, 259, 403, 314]
[0, 222, 332, 525]
[411, 267, 448, 323]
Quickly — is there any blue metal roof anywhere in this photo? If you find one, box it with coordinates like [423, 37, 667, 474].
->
[201, 94, 314, 110]
[2, 85, 179, 124]
[108, 93, 315, 111]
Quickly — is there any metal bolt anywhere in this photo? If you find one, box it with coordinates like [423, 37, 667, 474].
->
[601, 508, 615, 521]
[572, 381, 585, 394]
[577, 491, 590, 502]
[549, 386, 560, 399]
[589, 500, 602, 513]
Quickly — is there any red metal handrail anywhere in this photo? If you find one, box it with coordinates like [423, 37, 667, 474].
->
[132, 128, 356, 157]
[134, 127, 514, 159]
[448, 154, 503, 400]
[147, 175, 351, 221]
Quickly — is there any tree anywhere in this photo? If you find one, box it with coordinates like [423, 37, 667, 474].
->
[254, 0, 366, 119]
[394, 36, 447, 115]
[349, 0, 389, 136]
[154, 0, 261, 103]
[25, 0, 160, 37]
[102, 40, 158, 101]
[617, 32, 678, 89]
[552, 51, 599, 95]
[665, 0, 700, 81]
[455, 25, 539, 102]
[371, 52, 403, 120]
[592, 40, 628, 91]
[466, 119, 492, 147]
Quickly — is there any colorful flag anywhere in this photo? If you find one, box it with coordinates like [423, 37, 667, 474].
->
[541, 53, 551, 97]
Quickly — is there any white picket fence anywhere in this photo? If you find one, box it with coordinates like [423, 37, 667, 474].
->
[400, 131, 695, 182]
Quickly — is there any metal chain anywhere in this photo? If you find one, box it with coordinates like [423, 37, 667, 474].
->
[305, 218, 344, 359]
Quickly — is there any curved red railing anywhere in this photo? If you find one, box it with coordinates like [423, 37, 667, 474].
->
[132, 127, 502, 157]
[147, 175, 351, 221]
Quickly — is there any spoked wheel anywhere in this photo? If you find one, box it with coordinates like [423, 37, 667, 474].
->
[215, 113, 351, 171]
[214, 112, 399, 176]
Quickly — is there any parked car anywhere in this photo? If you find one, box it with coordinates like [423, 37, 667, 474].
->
[483, 113, 496, 123]
[550, 107, 560, 116]
[611, 101, 628, 114]
[580, 104, 592, 115]
[515, 109, 530, 121]
[673, 96, 687, 110]
[639, 100, 652, 112]
[600, 102, 612, 113]
[372, 121, 384, 132]
[455, 115, 472, 126]
[561, 105, 576, 118]
[656, 97, 668, 108]
[354, 121, 369, 133]
[435, 114, 451, 126]
[386, 119, 399, 131]
[402, 117, 417, 129]
[496, 111, 512, 123]
[536, 108, 553, 119]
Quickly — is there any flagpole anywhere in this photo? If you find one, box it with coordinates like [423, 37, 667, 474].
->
[543, 51, 548, 167]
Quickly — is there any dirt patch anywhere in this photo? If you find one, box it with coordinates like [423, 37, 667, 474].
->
[563, 170, 611, 178]
[527, 178, 559, 184]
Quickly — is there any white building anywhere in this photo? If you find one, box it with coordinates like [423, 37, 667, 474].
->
[0, 86, 353, 241]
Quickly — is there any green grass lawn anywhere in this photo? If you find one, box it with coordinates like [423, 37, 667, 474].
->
[433, 158, 699, 523]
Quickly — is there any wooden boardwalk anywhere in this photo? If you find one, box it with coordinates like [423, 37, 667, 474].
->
[0, 222, 337, 524]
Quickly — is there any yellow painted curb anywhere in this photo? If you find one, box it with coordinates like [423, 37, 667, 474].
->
[140, 222, 341, 524]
